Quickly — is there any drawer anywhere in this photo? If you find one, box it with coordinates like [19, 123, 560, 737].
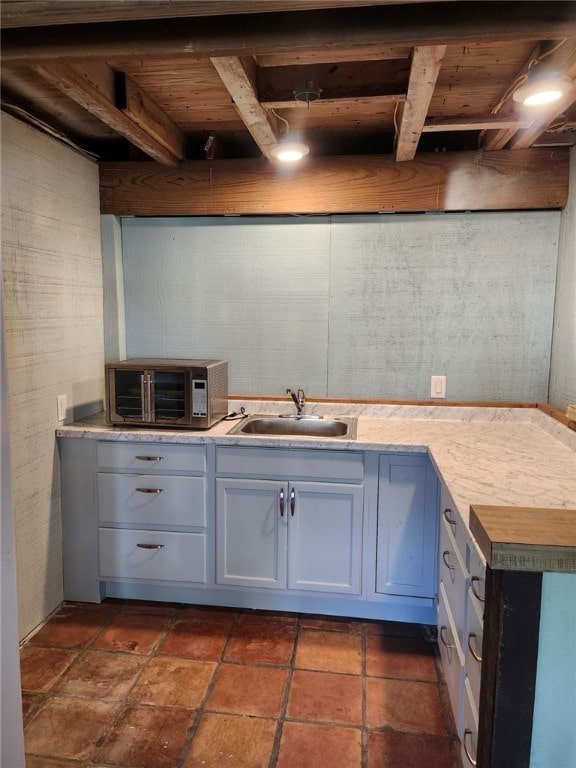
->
[215, 446, 364, 482]
[464, 593, 483, 710]
[99, 528, 206, 583]
[97, 474, 206, 527]
[439, 515, 469, 647]
[440, 483, 467, 555]
[467, 540, 486, 616]
[437, 581, 465, 738]
[97, 442, 206, 472]
[461, 678, 479, 768]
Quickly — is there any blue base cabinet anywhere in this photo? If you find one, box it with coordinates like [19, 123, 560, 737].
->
[376, 453, 439, 599]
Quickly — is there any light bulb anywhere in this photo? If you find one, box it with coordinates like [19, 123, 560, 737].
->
[270, 138, 310, 162]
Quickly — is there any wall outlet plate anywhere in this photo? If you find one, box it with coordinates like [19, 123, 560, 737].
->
[57, 394, 67, 421]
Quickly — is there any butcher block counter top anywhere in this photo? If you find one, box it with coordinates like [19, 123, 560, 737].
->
[470, 504, 576, 573]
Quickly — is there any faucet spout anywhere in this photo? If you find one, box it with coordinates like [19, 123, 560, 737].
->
[286, 388, 305, 415]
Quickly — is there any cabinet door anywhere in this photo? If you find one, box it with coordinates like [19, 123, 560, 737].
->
[287, 482, 363, 594]
[216, 478, 287, 589]
[376, 454, 439, 598]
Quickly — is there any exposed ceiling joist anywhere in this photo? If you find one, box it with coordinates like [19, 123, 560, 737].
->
[422, 115, 530, 132]
[35, 62, 183, 165]
[3, 3, 576, 66]
[119, 73, 186, 159]
[210, 56, 279, 160]
[395, 45, 446, 161]
[261, 94, 405, 111]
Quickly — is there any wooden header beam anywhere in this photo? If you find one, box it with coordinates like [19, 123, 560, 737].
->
[99, 148, 569, 216]
[3, 3, 576, 65]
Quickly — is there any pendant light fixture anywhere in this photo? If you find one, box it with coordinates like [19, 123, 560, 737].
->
[270, 109, 310, 163]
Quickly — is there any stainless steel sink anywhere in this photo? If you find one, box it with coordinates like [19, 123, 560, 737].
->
[227, 415, 357, 439]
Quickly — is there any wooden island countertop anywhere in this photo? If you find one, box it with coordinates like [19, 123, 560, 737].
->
[470, 504, 576, 573]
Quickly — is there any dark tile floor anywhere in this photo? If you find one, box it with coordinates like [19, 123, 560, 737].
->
[20, 601, 462, 768]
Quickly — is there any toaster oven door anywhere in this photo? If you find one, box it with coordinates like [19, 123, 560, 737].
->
[108, 367, 148, 423]
[151, 369, 190, 425]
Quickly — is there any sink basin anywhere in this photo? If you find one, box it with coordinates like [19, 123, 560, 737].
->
[227, 415, 357, 439]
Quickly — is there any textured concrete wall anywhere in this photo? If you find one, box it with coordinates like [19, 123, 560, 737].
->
[121, 211, 559, 402]
[1, 114, 105, 638]
[549, 148, 576, 411]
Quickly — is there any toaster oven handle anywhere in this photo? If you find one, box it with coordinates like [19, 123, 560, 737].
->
[140, 373, 146, 421]
[140, 372, 152, 422]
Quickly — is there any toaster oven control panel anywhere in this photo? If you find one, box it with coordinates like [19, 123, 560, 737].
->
[192, 379, 208, 417]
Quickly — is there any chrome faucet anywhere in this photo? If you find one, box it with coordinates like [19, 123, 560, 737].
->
[286, 388, 305, 415]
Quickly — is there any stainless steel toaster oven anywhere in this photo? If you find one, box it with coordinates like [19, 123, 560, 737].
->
[105, 358, 228, 429]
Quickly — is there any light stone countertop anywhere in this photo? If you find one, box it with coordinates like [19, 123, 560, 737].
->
[57, 403, 576, 540]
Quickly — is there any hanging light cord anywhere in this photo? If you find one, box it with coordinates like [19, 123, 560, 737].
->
[478, 39, 568, 145]
[492, 39, 567, 117]
[271, 109, 290, 137]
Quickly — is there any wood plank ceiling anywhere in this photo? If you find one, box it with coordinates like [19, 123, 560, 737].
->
[2, 0, 576, 213]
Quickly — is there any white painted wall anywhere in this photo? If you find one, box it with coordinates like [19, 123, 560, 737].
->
[121, 211, 559, 401]
[549, 148, 576, 410]
[1, 114, 105, 638]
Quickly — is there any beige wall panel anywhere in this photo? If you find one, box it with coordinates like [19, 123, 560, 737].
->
[549, 148, 576, 410]
[1, 113, 104, 638]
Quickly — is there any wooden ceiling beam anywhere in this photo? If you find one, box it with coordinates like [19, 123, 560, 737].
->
[99, 149, 569, 216]
[262, 93, 405, 110]
[119, 73, 186, 159]
[35, 62, 183, 165]
[1, 1, 434, 29]
[255, 45, 412, 68]
[211, 56, 278, 160]
[395, 45, 446, 161]
[422, 115, 531, 132]
[3, 3, 576, 66]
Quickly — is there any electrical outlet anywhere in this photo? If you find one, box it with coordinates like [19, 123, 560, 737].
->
[57, 394, 67, 421]
[430, 375, 447, 399]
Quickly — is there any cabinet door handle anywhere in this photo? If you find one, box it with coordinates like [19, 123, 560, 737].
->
[442, 550, 456, 571]
[135, 487, 164, 494]
[290, 488, 296, 517]
[134, 455, 164, 461]
[467, 632, 482, 663]
[279, 487, 285, 517]
[136, 543, 165, 550]
[463, 729, 478, 766]
[439, 625, 454, 649]
[443, 507, 457, 526]
[471, 576, 485, 602]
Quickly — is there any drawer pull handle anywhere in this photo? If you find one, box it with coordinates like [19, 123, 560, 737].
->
[439, 625, 454, 649]
[134, 455, 164, 461]
[471, 576, 485, 603]
[135, 487, 164, 494]
[444, 507, 457, 526]
[467, 632, 482, 662]
[279, 487, 285, 517]
[290, 487, 296, 517]
[442, 550, 456, 571]
[136, 543, 165, 550]
[463, 729, 478, 766]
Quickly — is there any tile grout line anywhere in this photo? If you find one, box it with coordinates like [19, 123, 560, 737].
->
[174, 608, 243, 768]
